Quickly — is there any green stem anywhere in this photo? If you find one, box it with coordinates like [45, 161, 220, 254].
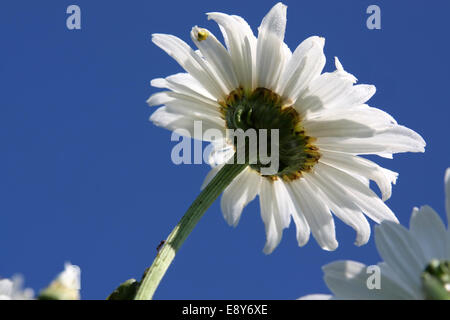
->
[134, 162, 248, 300]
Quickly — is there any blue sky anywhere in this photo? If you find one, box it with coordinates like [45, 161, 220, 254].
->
[1, 0, 449, 299]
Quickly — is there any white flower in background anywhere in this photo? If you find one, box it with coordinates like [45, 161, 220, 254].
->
[0, 275, 34, 300]
[56, 262, 81, 292]
[148, 3, 425, 253]
[39, 262, 81, 300]
[300, 168, 450, 300]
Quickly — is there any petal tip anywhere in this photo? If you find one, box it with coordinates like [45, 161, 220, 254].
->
[321, 240, 339, 251]
[445, 167, 450, 187]
[263, 245, 276, 255]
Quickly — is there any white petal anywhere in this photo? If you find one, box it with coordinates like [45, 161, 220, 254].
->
[202, 144, 234, 188]
[150, 107, 225, 140]
[202, 164, 224, 190]
[446, 168, 450, 226]
[303, 103, 399, 137]
[304, 172, 371, 246]
[377, 262, 421, 299]
[148, 91, 222, 120]
[207, 12, 256, 89]
[259, 3, 287, 39]
[0, 276, 34, 300]
[315, 163, 398, 223]
[146, 91, 174, 107]
[375, 221, 427, 294]
[296, 67, 372, 114]
[304, 104, 398, 137]
[147, 91, 221, 119]
[409, 206, 448, 261]
[271, 179, 292, 228]
[291, 203, 311, 247]
[221, 168, 261, 226]
[334, 57, 357, 83]
[244, 35, 256, 89]
[0, 279, 13, 299]
[278, 179, 310, 247]
[256, 3, 287, 90]
[286, 177, 338, 251]
[152, 33, 226, 98]
[58, 262, 81, 291]
[258, 178, 292, 254]
[190, 27, 239, 93]
[323, 261, 374, 299]
[447, 232, 450, 259]
[259, 179, 284, 254]
[294, 72, 349, 115]
[307, 104, 397, 127]
[323, 261, 415, 299]
[278, 36, 326, 101]
[304, 118, 377, 138]
[316, 125, 426, 157]
[281, 42, 292, 61]
[151, 72, 216, 101]
[206, 142, 235, 167]
[319, 151, 398, 201]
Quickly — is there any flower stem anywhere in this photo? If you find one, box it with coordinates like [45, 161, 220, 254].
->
[134, 162, 248, 300]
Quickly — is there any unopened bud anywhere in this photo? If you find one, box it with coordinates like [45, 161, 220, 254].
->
[38, 262, 81, 300]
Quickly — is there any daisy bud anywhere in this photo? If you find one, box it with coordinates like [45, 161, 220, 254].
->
[39, 262, 81, 300]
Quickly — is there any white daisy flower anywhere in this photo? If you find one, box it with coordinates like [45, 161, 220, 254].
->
[0, 275, 34, 300]
[300, 168, 450, 300]
[148, 3, 425, 253]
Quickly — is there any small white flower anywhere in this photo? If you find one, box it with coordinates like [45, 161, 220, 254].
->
[0, 275, 34, 300]
[300, 168, 450, 300]
[148, 3, 425, 253]
[39, 262, 81, 300]
[56, 262, 81, 292]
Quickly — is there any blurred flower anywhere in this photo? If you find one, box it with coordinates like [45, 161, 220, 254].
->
[299, 168, 450, 299]
[0, 275, 34, 300]
[148, 2, 425, 253]
[39, 262, 81, 300]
